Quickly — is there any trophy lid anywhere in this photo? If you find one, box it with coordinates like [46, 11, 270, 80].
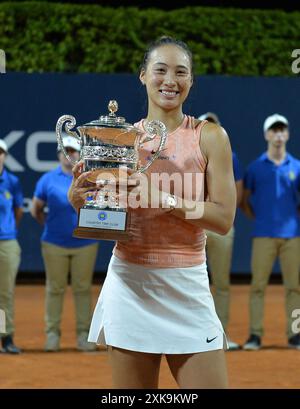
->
[81, 100, 133, 129]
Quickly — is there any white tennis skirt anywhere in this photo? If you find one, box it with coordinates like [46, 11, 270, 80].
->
[88, 255, 227, 354]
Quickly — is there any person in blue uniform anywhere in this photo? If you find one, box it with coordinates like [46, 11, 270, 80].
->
[0, 139, 23, 354]
[31, 136, 99, 352]
[242, 114, 300, 350]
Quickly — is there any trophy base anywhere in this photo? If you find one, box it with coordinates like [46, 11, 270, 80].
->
[73, 207, 130, 241]
[73, 227, 130, 241]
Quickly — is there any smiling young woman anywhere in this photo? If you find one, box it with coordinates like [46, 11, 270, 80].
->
[68, 36, 236, 389]
[140, 40, 193, 127]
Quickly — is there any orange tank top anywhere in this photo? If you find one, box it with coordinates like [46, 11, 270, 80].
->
[114, 115, 208, 267]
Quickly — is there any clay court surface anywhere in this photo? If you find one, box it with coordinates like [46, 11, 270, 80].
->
[0, 284, 299, 389]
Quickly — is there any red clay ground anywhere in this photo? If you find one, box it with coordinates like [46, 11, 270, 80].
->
[0, 284, 299, 389]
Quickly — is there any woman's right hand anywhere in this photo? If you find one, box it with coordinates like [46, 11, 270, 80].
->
[68, 161, 98, 211]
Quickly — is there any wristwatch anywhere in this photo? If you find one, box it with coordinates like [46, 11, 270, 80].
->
[163, 193, 178, 210]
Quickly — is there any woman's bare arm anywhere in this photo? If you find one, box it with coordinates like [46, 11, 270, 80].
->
[171, 122, 236, 235]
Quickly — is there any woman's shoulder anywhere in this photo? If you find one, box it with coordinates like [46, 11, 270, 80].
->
[200, 122, 230, 159]
[186, 115, 217, 133]
[201, 122, 229, 142]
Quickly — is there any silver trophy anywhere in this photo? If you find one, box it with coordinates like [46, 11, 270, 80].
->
[56, 100, 167, 241]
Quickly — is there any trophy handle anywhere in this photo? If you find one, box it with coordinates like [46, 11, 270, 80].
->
[56, 115, 83, 165]
[137, 120, 167, 173]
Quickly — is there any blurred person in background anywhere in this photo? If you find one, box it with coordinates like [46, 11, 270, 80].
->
[198, 112, 243, 351]
[31, 136, 99, 352]
[0, 139, 23, 354]
[242, 114, 300, 350]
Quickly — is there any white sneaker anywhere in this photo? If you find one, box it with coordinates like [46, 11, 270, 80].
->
[227, 339, 240, 351]
[77, 333, 97, 352]
[45, 332, 60, 352]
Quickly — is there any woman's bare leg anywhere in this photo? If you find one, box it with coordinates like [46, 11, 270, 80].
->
[166, 349, 228, 389]
[108, 346, 162, 389]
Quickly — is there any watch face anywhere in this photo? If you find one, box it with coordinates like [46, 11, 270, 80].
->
[168, 195, 177, 207]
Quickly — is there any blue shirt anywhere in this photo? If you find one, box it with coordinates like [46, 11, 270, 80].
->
[34, 166, 97, 248]
[232, 152, 243, 181]
[244, 152, 300, 238]
[0, 169, 23, 240]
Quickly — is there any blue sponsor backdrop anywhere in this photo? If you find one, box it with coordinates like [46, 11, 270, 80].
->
[0, 73, 299, 274]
